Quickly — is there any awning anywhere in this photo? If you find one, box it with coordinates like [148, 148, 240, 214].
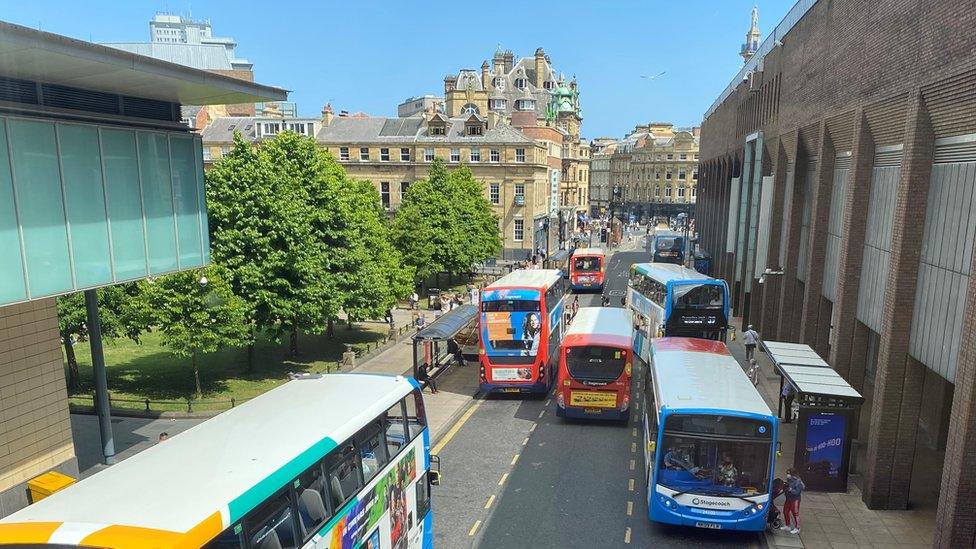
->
[0, 21, 287, 105]
[763, 340, 864, 408]
[413, 305, 478, 342]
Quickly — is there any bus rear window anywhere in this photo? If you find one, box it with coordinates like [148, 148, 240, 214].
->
[573, 257, 601, 272]
[481, 299, 540, 312]
[566, 346, 626, 382]
[655, 237, 679, 250]
[672, 283, 724, 309]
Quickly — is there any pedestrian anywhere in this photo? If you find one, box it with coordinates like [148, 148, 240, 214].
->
[158, 432, 169, 443]
[418, 361, 438, 394]
[572, 295, 580, 317]
[747, 358, 760, 386]
[384, 308, 394, 325]
[781, 469, 806, 534]
[454, 344, 465, 367]
[415, 313, 426, 331]
[743, 324, 760, 360]
[620, 296, 626, 307]
[781, 382, 795, 423]
[409, 291, 419, 310]
[601, 294, 611, 307]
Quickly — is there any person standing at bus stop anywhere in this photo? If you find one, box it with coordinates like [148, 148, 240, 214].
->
[782, 469, 806, 534]
[743, 324, 760, 360]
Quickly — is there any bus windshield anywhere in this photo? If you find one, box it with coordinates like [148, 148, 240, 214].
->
[672, 283, 724, 309]
[573, 257, 602, 272]
[657, 414, 772, 496]
[565, 345, 626, 382]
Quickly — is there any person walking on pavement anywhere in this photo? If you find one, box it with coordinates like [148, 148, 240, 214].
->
[384, 308, 394, 325]
[409, 291, 419, 310]
[781, 383, 795, 423]
[415, 313, 426, 332]
[417, 361, 438, 394]
[601, 294, 611, 307]
[743, 324, 760, 360]
[747, 358, 760, 386]
[781, 469, 806, 534]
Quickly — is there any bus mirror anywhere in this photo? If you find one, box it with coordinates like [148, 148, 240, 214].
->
[429, 470, 441, 486]
[429, 455, 442, 486]
[776, 441, 782, 458]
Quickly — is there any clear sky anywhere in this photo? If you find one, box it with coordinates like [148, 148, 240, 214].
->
[3, 0, 796, 139]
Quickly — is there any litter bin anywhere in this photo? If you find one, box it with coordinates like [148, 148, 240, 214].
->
[694, 250, 712, 276]
[28, 471, 75, 503]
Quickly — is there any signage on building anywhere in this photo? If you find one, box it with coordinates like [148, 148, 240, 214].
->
[549, 169, 560, 217]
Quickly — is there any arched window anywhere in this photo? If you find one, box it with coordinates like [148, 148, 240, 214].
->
[461, 103, 480, 115]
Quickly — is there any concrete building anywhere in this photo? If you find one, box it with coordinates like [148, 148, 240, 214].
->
[0, 20, 283, 517]
[695, 0, 976, 544]
[397, 95, 444, 118]
[588, 140, 614, 215]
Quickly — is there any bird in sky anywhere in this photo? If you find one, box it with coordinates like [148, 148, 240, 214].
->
[640, 71, 666, 80]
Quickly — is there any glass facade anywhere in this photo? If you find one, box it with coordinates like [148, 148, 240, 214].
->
[0, 116, 209, 306]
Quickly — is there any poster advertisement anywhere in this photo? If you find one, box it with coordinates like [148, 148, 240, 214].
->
[804, 413, 846, 479]
[328, 448, 417, 549]
[480, 289, 542, 357]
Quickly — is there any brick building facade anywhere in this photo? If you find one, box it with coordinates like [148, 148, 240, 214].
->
[696, 1, 976, 545]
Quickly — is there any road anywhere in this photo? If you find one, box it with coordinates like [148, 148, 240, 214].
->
[432, 230, 762, 548]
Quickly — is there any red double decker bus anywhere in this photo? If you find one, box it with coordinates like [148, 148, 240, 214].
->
[556, 307, 634, 420]
[479, 269, 567, 395]
[569, 248, 606, 291]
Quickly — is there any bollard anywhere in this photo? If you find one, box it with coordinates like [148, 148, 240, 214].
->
[144, 398, 150, 413]
[186, 398, 193, 413]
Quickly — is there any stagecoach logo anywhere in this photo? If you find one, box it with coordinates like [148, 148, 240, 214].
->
[691, 497, 732, 508]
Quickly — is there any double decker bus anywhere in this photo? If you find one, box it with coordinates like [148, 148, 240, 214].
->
[0, 374, 437, 549]
[479, 269, 566, 395]
[555, 307, 634, 421]
[569, 248, 606, 291]
[643, 338, 778, 532]
[653, 234, 685, 264]
[628, 263, 729, 362]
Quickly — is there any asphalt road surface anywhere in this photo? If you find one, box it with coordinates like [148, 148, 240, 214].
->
[433, 232, 762, 548]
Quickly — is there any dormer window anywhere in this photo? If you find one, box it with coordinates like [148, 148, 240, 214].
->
[466, 125, 483, 136]
[515, 78, 527, 90]
[515, 99, 536, 111]
[543, 81, 554, 90]
[490, 99, 507, 111]
[430, 126, 446, 136]
[493, 77, 506, 91]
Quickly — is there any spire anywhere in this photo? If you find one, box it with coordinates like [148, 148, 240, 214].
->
[740, 5, 761, 63]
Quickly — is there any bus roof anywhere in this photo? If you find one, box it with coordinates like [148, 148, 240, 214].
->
[0, 374, 416, 542]
[572, 248, 605, 257]
[650, 338, 773, 418]
[486, 268, 562, 290]
[564, 307, 632, 349]
[633, 262, 714, 284]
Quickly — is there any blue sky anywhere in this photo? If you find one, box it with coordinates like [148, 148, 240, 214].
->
[3, 0, 796, 138]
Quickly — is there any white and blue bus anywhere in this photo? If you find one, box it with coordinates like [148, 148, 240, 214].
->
[628, 263, 730, 362]
[0, 374, 437, 549]
[642, 338, 778, 532]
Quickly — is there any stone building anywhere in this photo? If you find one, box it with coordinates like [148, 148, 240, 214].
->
[695, 0, 976, 544]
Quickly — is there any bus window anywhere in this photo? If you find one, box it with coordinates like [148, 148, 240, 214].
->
[384, 400, 408, 457]
[324, 444, 363, 510]
[416, 471, 432, 519]
[244, 493, 300, 549]
[565, 346, 626, 382]
[204, 525, 244, 549]
[296, 464, 331, 538]
[672, 283, 724, 309]
[357, 422, 389, 483]
[573, 256, 601, 272]
[405, 389, 427, 440]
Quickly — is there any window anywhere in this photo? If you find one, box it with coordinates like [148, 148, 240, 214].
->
[693, 170, 698, 180]
[666, 169, 673, 180]
[514, 183, 525, 198]
[665, 186, 672, 197]
[694, 153, 699, 160]
[655, 154, 662, 161]
[461, 103, 480, 115]
[425, 147, 434, 162]
[514, 219, 524, 241]
[450, 148, 460, 162]
[356, 422, 389, 484]
[404, 389, 426, 440]
[262, 122, 281, 136]
[380, 182, 390, 209]
[515, 99, 535, 111]
[417, 472, 432, 521]
[339, 147, 349, 161]
[515, 78, 527, 89]
[288, 122, 307, 135]
[400, 182, 410, 201]
[692, 186, 697, 199]
[679, 153, 687, 160]
[323, 443, 363, 510]
[654, 170, 661, 181]
[490, 149, 500, 162]
[544, 81, 554, 90]
[678, 169, 687, 180]
[380, 148, 390, 161]
[678, 187, 686, 198]
[490, 99, 507, 110]
[667, 153, 674, 160]
[490, 183, 500, 204]
[295, 464, 331, 538]
[493, 77, 506, 90]
[400, 148, 410, 161]
[515, 148, 526, 162]
[360, 147, 369, 161]
[466, 125, 483, 136]
[655, 186, 661, 198]
[430, 126, 446, 136]
[470, 148, 481, 162]
[384, 400, 408, 457]
[245, 493, 300, 549]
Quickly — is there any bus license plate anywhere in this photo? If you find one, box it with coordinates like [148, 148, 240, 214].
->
[584, 408, 602, 414]
[502, 388, 521, 393]
[695, 522, 721, 530]
[569, 391, 616, 408]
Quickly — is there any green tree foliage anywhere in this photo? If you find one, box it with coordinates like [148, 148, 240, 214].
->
[142, 265, 249, 398]
[57, 285, 150, 391]
[392, 158, 501, 281]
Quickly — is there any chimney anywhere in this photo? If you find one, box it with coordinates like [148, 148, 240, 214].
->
[493, 50, 505, 75]
[534, 48, 546, 88]
[321, 103, 334, 126]
[444, 74, 456, 93]
[503, 51, 514, 73]
[481, 60, 491, 89]
[488, 110, 498, 129]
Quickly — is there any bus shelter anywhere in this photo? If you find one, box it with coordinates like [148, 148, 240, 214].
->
[764, 341, 864, 492]
[412, 305, 478, 380]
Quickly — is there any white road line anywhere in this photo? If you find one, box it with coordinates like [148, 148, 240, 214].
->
[631, 442, 637, 453]
[538, 409, 545, 419]
[511, 454, 520, 465]
[624, 527, 632, 544]
[529, 424, 537, 432]
[546, 398, 552, 406]
[628, 478, 635, 491]
[498, 473, 509, 485]
[522, 437, 529, 446]
[627, 501, 634, 516]
[631, 427, 637, 437]
[629, 459, 635, 471]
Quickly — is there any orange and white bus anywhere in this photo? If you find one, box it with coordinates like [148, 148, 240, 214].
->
[569, 248, 606, 291]
[555, 307, 634, 421]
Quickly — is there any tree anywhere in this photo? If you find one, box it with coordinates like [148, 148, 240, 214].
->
[447, 164, 502, 270]
[142, 265, 250, 398]
[57, 284, 150, 391]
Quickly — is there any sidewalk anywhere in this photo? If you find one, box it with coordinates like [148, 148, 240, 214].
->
[724, 321, 936, 549]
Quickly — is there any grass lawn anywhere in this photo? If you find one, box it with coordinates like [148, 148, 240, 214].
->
[66, 321, 392, 412]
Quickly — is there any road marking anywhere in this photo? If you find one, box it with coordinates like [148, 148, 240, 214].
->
[529, 424, 537, 432]
[468, 520, 482, 537]
[624, 527, 632, 544]
[545, 398, 551, 406]
[631, 442, 637, 453]
[538, 409, 545, 419]
[629, 459, 635, 471]
[498, 473, 508, 485]
[485, 495, 495, 509]
[522, 437, 529, 446]
[511, 454, 520, 465]
[431, 398, 484, 454]
[635, 402, 640, 411]
[627, 501, 634, 516]
[629, 478, 635, 491]
[632, 427, 637, 437]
